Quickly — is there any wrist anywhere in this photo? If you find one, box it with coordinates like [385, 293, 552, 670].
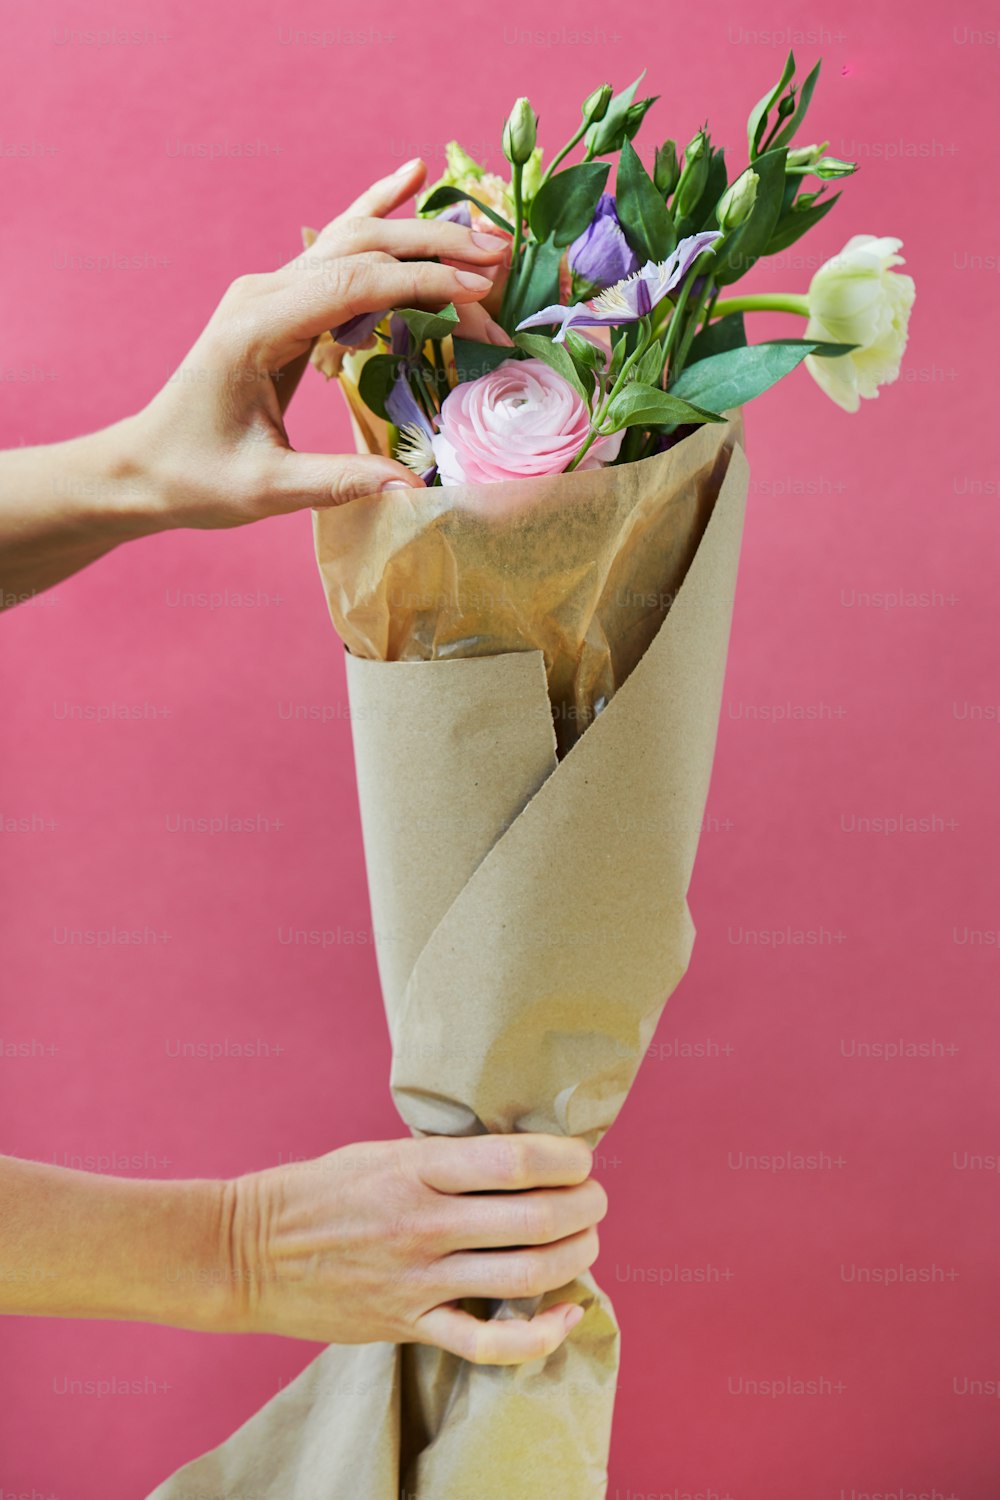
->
[66, 413, 170, 544]
[147, 1175, 243, 1334]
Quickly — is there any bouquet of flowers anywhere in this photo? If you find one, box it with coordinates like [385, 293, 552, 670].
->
[151, 57, 914, 1500]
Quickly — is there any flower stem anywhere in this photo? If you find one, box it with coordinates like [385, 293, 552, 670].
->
[566, 317, 651, 472]
[541, 122, 589, 184]
[510, 162, 525, 266]
[670, 272, 717, 384]
[710, 292, 810, 318]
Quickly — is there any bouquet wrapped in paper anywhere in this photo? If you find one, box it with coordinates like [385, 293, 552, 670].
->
[150, 57, 913, 1500]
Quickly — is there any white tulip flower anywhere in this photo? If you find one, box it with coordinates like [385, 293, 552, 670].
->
[804, 235, 916, 413]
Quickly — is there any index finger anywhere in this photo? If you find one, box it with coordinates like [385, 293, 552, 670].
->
[416, 1134, 593, 1195]
[337, 158, 428, 223]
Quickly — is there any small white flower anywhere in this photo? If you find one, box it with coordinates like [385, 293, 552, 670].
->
[804, 235, 916, 413]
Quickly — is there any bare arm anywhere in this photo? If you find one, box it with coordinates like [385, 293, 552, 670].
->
[0, 1135, 605, 1365]
[0, 158, 512, 608]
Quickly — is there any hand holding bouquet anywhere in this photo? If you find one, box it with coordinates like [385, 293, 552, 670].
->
[151, 56, 915, 1500]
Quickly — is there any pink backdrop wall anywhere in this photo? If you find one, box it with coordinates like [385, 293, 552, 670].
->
[2, 0, 997, 1495]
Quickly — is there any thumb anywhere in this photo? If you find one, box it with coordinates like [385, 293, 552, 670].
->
[266, 450, 425, 514]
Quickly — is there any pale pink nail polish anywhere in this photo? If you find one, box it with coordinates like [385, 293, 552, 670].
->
[486, 321, 514, 347]
[470, 231, 509, 250]
[454, 270, 493, 291]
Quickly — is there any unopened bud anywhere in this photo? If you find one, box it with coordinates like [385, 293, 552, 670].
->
[787, 141, 829, 169]
[502, 97, 538, 167]
[716, 169, 759, 232]
[674, 132, 711, 218]
[654, 140, 680, 195]
[582, 84, 613, 126]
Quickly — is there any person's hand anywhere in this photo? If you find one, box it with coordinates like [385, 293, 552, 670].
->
[126, 158, 513, 531]
[220, 1134, 607, 1365]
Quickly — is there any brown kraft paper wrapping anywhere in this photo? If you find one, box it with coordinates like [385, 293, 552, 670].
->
[147, 416, 749, 1499]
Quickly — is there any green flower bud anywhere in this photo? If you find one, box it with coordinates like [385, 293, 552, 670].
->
[444, 141, 484, 180]
[521, 146, 544, 202]
[810, 155, 858, 180]
[654, 140, 680, 195]
[787, 141, 829, 169]
[793, 189, 823, 212]
[684, 128, 709, 163]
[582, 84, 613, 126]
[674, 131, 711, 219]
[502, 97, 539, 167]
[716, 169, 759, 232]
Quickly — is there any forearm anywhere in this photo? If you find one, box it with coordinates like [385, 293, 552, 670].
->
[0, 1153, 235, 1332]
[0, 416, 160, 607]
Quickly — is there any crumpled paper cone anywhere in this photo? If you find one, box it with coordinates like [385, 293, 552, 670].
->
[148, 417, 749, 1499]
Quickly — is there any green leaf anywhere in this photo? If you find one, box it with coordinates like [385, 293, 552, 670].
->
[513, 332, 588, 400]
[616, 139, 675, 261]
[395, 304, 459, 348]
[528, 162, 610, 246]
[674, 147, 727, 240]
[418, 186, 515, 235]
[505, 236, 565, 329]
[747, 51, 795, 159]
[622, 96, 659, 143]
[712, 146, 788, 284]
[585, 72, 643, 156]
[451, 338, 515, 384]
[565, 329, 607, 371]
[357, 354, 402, 421]
[770, 59, 821, 150]
[764, 190, 841, 253]
[607, 333, 628, 386]
[634, 338, 667, 387]
[698, 147, 729, 230]
[687, 311, 747, 364]
[670, 339, 833, 410]
[601, 383, 724, 432]
[761, 338, 859, 357]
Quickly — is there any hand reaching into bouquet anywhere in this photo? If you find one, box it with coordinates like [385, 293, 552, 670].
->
[0, 158, 511, 607]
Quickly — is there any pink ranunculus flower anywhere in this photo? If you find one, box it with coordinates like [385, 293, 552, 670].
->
[431, 358, 623, 486]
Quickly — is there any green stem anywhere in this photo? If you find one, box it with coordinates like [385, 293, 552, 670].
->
[540, 121, 589, 184]
[500, 232, 540, 333]
[566, 318, 651, 473]
[661, 255, 707, 379]
[510, 162, 524, 266]
[710, 292, 810, 318]
[671, 273, 716, 384]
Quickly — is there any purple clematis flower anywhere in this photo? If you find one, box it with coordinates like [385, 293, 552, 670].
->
[567, 194, 638, 293]
[385, 371, 437, 484]
[330, 307, 386, 347]
[516, 229, 722, 343]
[434, 200, 473, 226]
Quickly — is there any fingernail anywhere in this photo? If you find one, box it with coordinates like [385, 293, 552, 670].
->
[485, 319, 515, 347]
[454, 269, 493, 291]
[393, 157, 422, 177]
[381, 479, 416, 491]
[470, 231, 509, 251]
[564, 1306, 584, 1331]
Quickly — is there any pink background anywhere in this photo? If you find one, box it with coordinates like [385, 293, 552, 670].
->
[1, 0, 997, 1495]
